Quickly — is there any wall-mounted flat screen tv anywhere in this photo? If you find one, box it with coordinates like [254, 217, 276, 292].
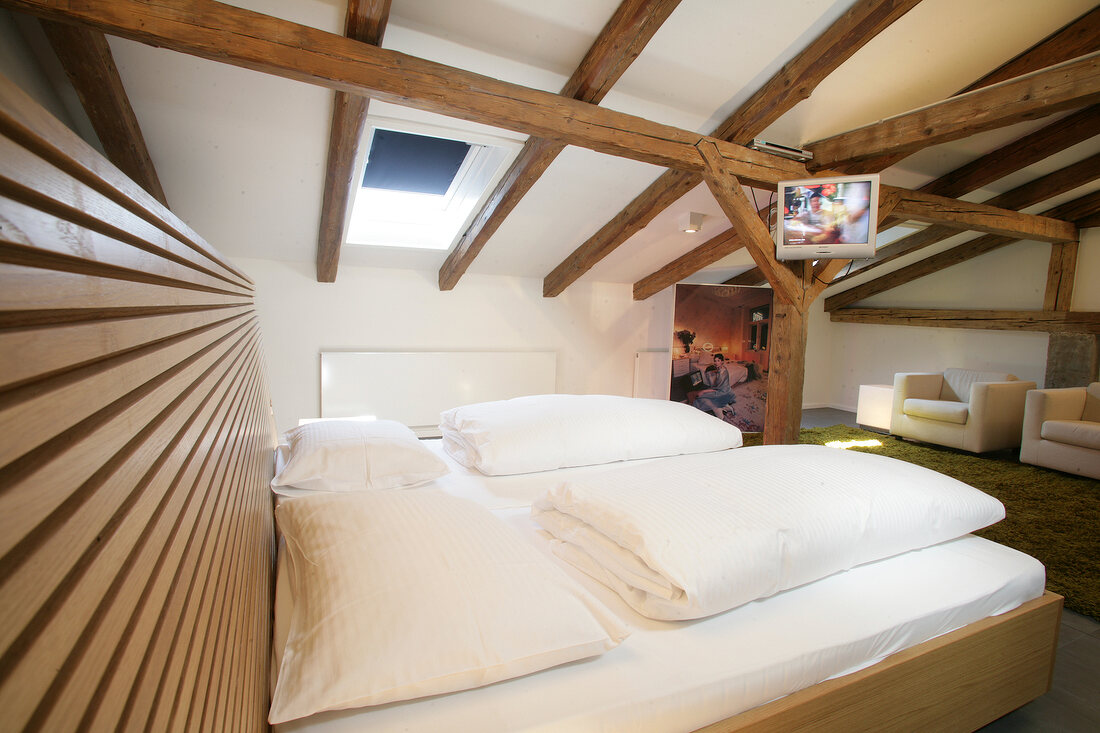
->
[775, 174, 879, 261]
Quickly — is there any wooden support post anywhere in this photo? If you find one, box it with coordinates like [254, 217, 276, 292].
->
[1044, 240, 1079, 311]
[764, 303, 808, 446]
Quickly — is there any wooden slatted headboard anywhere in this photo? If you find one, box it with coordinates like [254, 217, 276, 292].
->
[0, 73, 276, 731]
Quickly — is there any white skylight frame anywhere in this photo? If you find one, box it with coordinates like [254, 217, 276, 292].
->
[345, 117, 519, 251]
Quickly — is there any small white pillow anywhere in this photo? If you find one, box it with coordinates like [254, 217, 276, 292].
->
[440, 394, 742, 475]
[269, 490, 628, 724]
[271, 419, 448, 494]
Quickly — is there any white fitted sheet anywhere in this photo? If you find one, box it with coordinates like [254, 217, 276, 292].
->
[273, 484, 1045, 732]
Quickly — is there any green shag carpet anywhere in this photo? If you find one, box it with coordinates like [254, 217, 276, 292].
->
[743, 425, 1100, 620]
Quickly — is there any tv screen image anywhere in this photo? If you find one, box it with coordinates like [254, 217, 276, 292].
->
[775, 174, 879, 260]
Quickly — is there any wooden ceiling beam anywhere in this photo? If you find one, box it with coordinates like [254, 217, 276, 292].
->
[829, 106, 1100, 285]
[957, 6, 1100, 92]
[38, 20, 168, 207]
[824, 190, 1100, 311]
[632, 224, 747, 301]
[826, 158, 1096, 295]
[847, 6, 1100, 173]
[438, 0, 681, 291]
[5, 0, 813, 182]
[640, 135, 1094, 299]
[828, 308, 1100, 333]
[9, 0, 1085, 290]
[1044, 241, 1078, 312]
[631, 18, 1099, 300]
[315, 0, 391, 284]
[805, 52, 1100, 170]
[542, 0, 922, 297]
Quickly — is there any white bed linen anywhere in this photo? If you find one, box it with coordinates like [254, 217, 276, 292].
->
[532, 445, 1006, 619]
[273, 510, 1044, 733]
[274, 440, 666, 508]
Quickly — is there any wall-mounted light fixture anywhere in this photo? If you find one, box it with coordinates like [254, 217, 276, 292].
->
[679, 212, 704, 233]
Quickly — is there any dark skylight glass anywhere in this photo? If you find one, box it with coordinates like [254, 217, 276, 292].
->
[361, 129, 471, 195]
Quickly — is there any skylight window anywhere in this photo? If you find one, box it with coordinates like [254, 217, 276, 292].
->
[361, 130, 471, 195]
[346, 122, 516, 251]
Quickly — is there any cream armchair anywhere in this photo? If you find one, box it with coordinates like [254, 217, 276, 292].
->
[890, 368, 1035, 453]
[1019, 383, 1100, 479]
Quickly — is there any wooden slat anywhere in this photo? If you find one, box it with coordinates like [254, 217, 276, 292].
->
[806, 52, 1100, 170]
[0, 141, 252, 295]
[0, 315, 253, 472]
[76, 339, 265, 731]
[39, 20, 168, 207]
[439, 0, 681, 291]
[0, 304, 253, 390]
[828, 307, 1100, 333]
[0, 73, 250, 289]
[543, 0, 921, 297]
[0, 72, 274, 733]
[0, 265, 251, 322]
[5, 328, 260, 731]
[315, 0, 391, 283]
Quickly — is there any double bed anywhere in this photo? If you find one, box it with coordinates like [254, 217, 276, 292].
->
[268, 396, 1061, 732]
[3, 75, 1060, 733]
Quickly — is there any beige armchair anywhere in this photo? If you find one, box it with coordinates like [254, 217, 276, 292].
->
[890, 368, 1035, 453]
[1019, 383, 1100, 479]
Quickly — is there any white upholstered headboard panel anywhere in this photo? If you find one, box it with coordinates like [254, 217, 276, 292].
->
[321, 351, 557, 436]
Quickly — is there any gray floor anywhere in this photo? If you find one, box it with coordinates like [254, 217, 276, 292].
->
[801, 408, 1100, 731]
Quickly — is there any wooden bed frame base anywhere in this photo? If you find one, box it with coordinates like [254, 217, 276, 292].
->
[696, 591, 1063, 733]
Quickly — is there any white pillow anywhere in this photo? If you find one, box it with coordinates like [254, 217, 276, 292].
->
[440, 394, 742, 475]
[269, 490, 628, 724]
[271, 419, 448, 494]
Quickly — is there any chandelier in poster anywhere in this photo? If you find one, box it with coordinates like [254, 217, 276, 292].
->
[670, 284, 772, 433]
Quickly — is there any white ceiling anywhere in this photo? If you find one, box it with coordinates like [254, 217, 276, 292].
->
[36, 0, 1100, 287]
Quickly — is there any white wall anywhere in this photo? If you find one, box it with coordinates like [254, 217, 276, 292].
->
[817, 230, 1100, 411]
[236, 257, 673, 434]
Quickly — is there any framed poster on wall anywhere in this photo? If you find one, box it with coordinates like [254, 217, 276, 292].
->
[671, 284, 773, 432]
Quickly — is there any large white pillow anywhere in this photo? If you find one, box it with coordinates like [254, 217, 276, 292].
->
[440, 394, 742, 475]
[269, 490, 628, 724]
[271, 419, 448, 494]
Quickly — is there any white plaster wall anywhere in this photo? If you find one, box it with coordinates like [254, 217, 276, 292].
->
[818, 231, 1100, 411]
[236, 257, 672, 434]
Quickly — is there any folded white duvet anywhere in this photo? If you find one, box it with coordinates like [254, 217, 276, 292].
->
[531, 445, 1006, 620]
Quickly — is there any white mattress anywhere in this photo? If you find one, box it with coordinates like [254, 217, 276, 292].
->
[273, 443, 1046, 733]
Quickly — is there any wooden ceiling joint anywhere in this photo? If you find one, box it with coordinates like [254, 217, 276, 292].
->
[315, 0, 391, 283]
[439, 0, 681, 291]
[39, 19, 168, 207]
[632, 45, 1100, 299]
[542, 0, 922, 297]
[697, 140, 803, 307]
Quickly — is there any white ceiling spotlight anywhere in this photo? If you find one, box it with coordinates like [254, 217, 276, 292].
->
[679, 212, 704, 233]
